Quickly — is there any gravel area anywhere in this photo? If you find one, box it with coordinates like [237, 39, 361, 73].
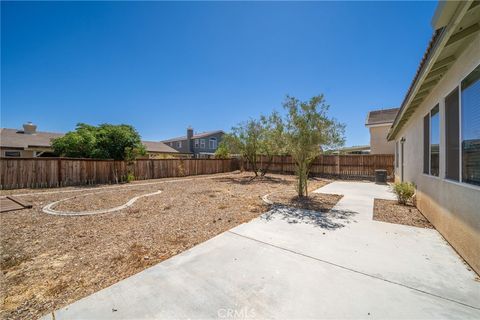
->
[267, 179, 341, 212]
[0, 172, 316, 319]
[373, 199, 434, 229]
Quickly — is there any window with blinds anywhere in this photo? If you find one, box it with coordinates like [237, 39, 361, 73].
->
[461, 65, 480, 186]
[430, 105, 440, 176]
[423, 114, 430, 174]
[445, 87, 460, 181]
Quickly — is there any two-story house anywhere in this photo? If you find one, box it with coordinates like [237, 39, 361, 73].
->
[365, 107, 399, 154]
[162, 127, 224, 158]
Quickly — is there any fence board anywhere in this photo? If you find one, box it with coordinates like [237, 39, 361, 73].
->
[246, 154, 394, 180]
[0, 158, 240, 190]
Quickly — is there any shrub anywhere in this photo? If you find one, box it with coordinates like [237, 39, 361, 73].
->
[125, 172, 135, 183]
[392, 182, 416, 205]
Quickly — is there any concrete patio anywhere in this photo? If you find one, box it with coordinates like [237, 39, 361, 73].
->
[44, 181, 480, 319]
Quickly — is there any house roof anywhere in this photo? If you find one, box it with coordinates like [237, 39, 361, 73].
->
[142, 141, 178, 153]
[162, 130, 224, 143]
[0, 128, 63, 149]
[0, 128, 178, 154]
[388, 1, 480, 140]
[365, 108, 399, 126]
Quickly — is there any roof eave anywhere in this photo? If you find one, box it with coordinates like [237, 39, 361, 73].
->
[387, 1, 473, 141]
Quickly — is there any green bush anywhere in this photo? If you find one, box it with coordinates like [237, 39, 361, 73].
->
[392, 182, 416, 205]
[125, 172, 135, 183]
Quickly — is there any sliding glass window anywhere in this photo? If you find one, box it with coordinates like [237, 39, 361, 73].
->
[461, 65, 480, 186]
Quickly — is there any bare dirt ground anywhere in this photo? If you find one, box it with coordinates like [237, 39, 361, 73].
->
[373, 199, 433, 229]
[268, 179, 342, 212]
[0, 172, 333, 319]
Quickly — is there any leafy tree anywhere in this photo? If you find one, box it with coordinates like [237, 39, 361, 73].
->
[223, 119, 264, 177]
[51, 123, 146, 160]
[214, 141, 230, 159]
[51, 123, 97, 158]
[93, 124, 145, 160]
[283, 94, 345, 197]
[259, 111, 286, 176]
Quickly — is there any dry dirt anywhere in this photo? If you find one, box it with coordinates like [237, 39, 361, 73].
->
[267, 179, 341, 212]
[0, 172, 332, 319]
[373, 198, 434, 229]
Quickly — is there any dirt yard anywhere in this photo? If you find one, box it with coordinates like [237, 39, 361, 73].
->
[373, 199, 433, 229]
[0, 172, 334, 319]
[268, 178, 342, 212]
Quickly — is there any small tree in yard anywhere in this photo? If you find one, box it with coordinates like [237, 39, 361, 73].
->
[283, 94, 345, 197]
[222, 119, 265, 177]
[259, 111, 286, 176]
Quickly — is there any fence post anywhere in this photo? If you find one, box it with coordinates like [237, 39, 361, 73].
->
[336, 155, 340, 177]
[57, 158, 62, 187]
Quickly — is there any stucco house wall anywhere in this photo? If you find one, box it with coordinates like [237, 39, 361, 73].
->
[369, 125, 395, 154]
[0, 149, 35, 158]
[394, 32, 480, 274]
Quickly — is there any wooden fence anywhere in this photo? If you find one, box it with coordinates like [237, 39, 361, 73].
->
[245, 154, 395, 180]
[0, 157, 240, 189]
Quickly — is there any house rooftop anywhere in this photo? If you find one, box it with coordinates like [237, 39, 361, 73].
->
[365, 108, 399, 126]
[388, 1, 480, 140]
[162, 130, 224, 143]
[142, 141, 178, 153]
[0, 128, 64, 149]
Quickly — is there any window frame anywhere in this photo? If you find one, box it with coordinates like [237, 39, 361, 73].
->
[4, 150, 21, 157]
[178, 141, 182, 148]
[430, 104, 440, 177]
[194, 139, 199, 148]
[444, 86, 460, 181]
[426, 64, 480, 190]
[200, 139, 205, 148]
[209, 137, 217, 150]
[459, 64, 480, 186]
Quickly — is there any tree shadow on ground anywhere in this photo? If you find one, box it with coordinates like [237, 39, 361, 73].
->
[261, 206, 358, 230]
[213, 175, 292, 186]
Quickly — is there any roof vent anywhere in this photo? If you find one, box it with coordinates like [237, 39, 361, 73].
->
[22, 122, 37, 134]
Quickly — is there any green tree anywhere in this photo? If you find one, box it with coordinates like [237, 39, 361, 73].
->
[283, 94, 345, 197]
[223, 119, 264, 177]
[259, 111, 286, 176]
[214, 141, 230, 159]
[51, 123, 146, 160]
[51, 123, 97, 158]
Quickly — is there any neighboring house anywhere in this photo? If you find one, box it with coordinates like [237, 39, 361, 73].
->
[162, 127, 224, 157]
[0, 122, 179, 158]
[140, 141, 180, 159]
[365, 107, 399, 154]
[0, 123, 62, 157]
[387, 1, 480, 274]
[331, 145, 371, 155]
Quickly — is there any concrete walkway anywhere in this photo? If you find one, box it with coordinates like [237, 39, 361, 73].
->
[44, 182, 480, 319]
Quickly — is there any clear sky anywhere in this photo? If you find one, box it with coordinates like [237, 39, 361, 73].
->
[1, 1, 437, 145]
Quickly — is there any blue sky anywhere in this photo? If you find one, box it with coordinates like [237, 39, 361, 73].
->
[1, 1, 437, 146]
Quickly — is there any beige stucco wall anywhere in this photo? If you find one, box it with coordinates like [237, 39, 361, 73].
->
[394, 33, 480, 274]
[0, 149, 34, 157]
[369, 125, 395, 154]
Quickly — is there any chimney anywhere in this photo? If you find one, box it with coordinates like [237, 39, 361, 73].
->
[23, 122, 37, 134]
[187, 126, 194, 153]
